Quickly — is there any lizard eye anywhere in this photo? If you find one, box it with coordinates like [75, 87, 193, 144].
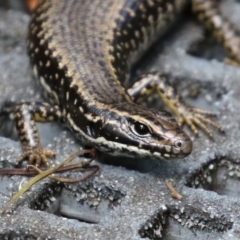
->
[131, 122, 151, 136]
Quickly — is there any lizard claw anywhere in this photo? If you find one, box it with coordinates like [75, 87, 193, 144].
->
[16, 147, 55, 168]
[177, 106, 224, 138]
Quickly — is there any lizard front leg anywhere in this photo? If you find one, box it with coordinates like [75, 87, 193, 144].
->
[128, 72, 224, 138]
[0, 101, 64, 167]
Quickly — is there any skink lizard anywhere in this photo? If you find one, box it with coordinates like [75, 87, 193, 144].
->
[1, 0, 239, 167]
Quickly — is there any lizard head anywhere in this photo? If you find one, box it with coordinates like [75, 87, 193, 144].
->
[87, 103, 192, 160]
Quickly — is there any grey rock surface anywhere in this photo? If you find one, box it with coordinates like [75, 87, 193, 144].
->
[1, 1, 240, 240]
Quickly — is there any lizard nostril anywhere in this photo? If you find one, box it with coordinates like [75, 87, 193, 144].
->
[174, 140, 184, 149]
[174, 139, 192, 155]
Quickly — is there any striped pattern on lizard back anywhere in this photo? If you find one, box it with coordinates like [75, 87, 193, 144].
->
[28, 0, 187, 106]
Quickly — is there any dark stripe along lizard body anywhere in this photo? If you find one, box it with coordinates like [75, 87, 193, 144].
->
[1, 0, 240, 166]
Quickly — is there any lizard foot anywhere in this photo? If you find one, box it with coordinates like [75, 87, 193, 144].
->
[177, 106, 224, 138]
[16, 147, 55, 168]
